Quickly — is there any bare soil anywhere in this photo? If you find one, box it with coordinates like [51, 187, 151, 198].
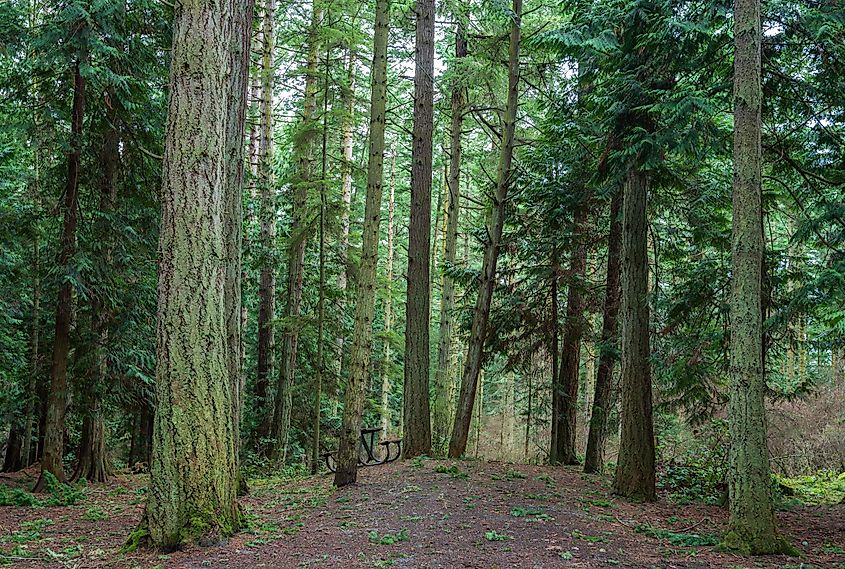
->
[1, 460, 843, 568]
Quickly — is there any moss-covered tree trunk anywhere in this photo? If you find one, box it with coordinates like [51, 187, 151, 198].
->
[611, 168, 655, 501]
[145, 0, 251, 547]
[584, 190, 622, 474]
[722, 0, 789, 553]
[402, 0, 436, 459]
[272, 1, 321, 461]
[254, 0, 276, 441]
[551, 204, 588, 466]
[34, 58, 85, 492]
[432, 22, 466, 452]
[334, 0, 390, 487]
[448, 0, 522, 458]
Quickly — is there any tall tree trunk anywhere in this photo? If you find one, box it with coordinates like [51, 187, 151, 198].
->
[145, 0, 251, 546]
[272, 1, 322, 461]
[334, 0, 389, 487]
[380, 145, 397, 434]
[432, 23, 466, 452]
[551, 204, 588, 465]
[402, 0, 436, 458]
[2, 429, 22, 473]
[34, 58, 86, 492]
[722, 0, 788, 553]
[255, 0, 276, 439]
[128, 402, 153, 466]
[611, 168, 655, 501]
[72, 398, 110, 483]
[584, 190, 622, 474]
[21, 231, 40, 469]
[448, 0, 522, 458]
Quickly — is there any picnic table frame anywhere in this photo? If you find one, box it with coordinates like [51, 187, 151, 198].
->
[321, 427, 401, 473]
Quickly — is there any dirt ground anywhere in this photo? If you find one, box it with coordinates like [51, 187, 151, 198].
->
[1, 460, 843, 568]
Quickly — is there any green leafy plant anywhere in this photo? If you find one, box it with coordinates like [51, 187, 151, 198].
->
[635, 523, 719, 546]
[368, 529, 409, 545]
[433, 464, 468, 479]
[484, 530, 511, 541]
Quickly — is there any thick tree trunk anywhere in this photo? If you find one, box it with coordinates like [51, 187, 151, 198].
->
[432, 24, 466, 452]
[551, 204, 588, 465]
[272, 1, 321, 461]
[448, 0, 522, 458]
[2, 428, 23, 473]
[722, 0, 787, 553]
[255, 0, 276, 439]
[402, 0, 436, 458]
[334, 0, 389, 487]
[34, 58, 86, 492]
[611, 168, 656, 501]
[584, 190, 622, 474]
[145, 0, 251, 547]
[71, 397, 110, 483]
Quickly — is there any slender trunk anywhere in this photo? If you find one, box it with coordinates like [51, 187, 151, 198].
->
[551, 204, 588, 465]
[2, 428, 22, 473]
[448, 0, 522, 458]
[272, 1, 322, 461]
[21, 233, 40, 469]
[333, 0, 390, 487]
[432, 24, 466, 451]
[145, 0, 251, 545]
[380, 145, 397, 434]
[584, 190, 622, 474]
[611, 168, 655, 501]
[255, 0, 276, 439]
[402, 0, 436, 458]
[34, 58, 86, 492]
[723, 0, 786, 552]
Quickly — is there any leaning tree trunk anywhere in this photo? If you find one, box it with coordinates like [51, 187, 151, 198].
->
[611, 168, 655, 501]
[448, 0, 522, 458]
[722, 0, 788, 553]
[402, 0, 436, 459]
[584, 190, 622, 474]
[334, 0, 390, 487]
[34, 58, 86, 492]
[271, 1, 321, 461]
[432, 23, 467, 452]
[254, 0, 276, 440]
[551, 203, 588, 465]
[145, 0, 251, 547]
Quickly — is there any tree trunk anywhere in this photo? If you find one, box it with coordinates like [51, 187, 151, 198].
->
[333, 0, 389, 487]
[402, 0, 436, 459]
[255, 0, 276, 440]
[551, 204, 588, 465]
[448, 0, 522, 458]
[129, 402, 153, 466]
[722, 0, 787, 553]
[611, 168, 656, 501]
[2, 428, 22, 473]
[432, 23, 466, 452]
[272, 1, 321, 461]
[71, 397, 110, 483]
[584, 190, 622, 474]
[145, 0, 251, 546]
[34, 58, 86, 492]
[380, 145, 397, 435]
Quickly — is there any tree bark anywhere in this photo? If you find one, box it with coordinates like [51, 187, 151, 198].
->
[551, 204, 588, 465]
[380, 145, 397, 434]
[34, 58, 86, 492]
[255, 0, 276, 440]
[272, 1, 321, 461]
[448, 0, 522, 458]
[584, 190, 622, 474]
[722, 0, 787, 553]
[611, 168, 656, 501]
[145, 0, 251, 547]
[402, 0, 436, 458]
[334, 0, 390, 487]
[432, 23, 467, 452]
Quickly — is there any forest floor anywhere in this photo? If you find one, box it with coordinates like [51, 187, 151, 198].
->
[1, 459, 844, 569]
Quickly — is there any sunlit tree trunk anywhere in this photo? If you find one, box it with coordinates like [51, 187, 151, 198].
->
[334, 0, 390, 487]
[448, 0, 522, 458]
[611, 168, 655, 501]
[584, 190, 622, 474]
[381, 145, 397, 434]
[722, 0, 788, 552]
[432, 23, 466, 452]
